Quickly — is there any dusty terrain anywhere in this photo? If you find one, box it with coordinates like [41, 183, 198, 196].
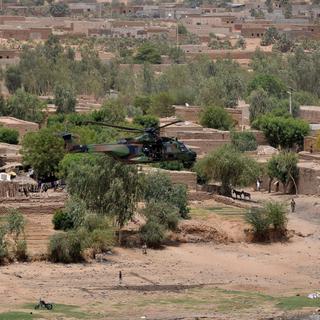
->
[0, 192, 319, 319]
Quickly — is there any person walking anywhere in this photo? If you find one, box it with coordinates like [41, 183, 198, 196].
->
[290, 198, 296, 213]
[119, 271, 122, 285]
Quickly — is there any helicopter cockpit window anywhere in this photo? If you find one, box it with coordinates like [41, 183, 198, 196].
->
[178, 143, 188, 152]
[165, 142, 178, 153]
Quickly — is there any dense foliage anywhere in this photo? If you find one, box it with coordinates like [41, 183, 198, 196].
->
[253, 115, 309, 149]
[195, 144, 260, 196]
[66, 155, 142, 228]
[231, 131, 257, 152]
[0, 127, 19, 144]
[200, 105, 234, 130]
[267, 151, 298, 194]
[142, 172, 189, 218]
[245, 201, 288, 241]
[22, 128, 65, 180]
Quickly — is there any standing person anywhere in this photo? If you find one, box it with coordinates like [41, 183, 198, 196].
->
[291, 198, 296, 213]
[142, 243, 147, 255]
[256, 178, 261, 191]
[119, 271, 122, 285]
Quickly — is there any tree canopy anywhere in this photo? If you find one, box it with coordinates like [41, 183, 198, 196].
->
[253, 115, 309, 149]
[66, 155, 142, 228]
[200, 105, 234, 130]
[267, 151, 298, 193]
[21, 129, 65, 180]
[195, 144, 260, 196]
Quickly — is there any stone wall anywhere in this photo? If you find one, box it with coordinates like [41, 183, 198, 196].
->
[300, 106, 320, 123]
[182, 139, 230, 155]
[141, 166, 197, 190]
[225, 108, 242, 127]
[174, 105, 201, 123]
[303, 136, 318, 152]
[175, 129, 230, 140]
[297, 162, 320, 195]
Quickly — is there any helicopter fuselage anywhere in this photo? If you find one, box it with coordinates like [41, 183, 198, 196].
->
[68, 136, 197, 167]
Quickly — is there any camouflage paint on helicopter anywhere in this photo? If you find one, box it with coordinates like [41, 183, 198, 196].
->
[62, 121, 197, 167]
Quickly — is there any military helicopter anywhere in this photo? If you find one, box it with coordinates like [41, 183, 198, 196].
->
[62, 120, 197, 167]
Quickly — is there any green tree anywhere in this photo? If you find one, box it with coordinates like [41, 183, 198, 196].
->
[5, 66, 22, 93]
[142, 172, 189, 218]
[43, 35, 63, 62]
[141, 63, 154, 94]
[283, 1, 292, 18]
[21, 128, 65, 179]
[265, 0, 273, 13]
[260, 26, 279, 46]
[231, 131, 257, 152]
[149, 92, 175, 117]
[267, 151, 298, 193]
[195, 144, 260, 196]
[92, 99, 126, 124]
[0, 127, 19, 144]
[134, 95, 151, 115]
[143, 201, 179, 231]
[140, 218, 165, 248]
[248, 88, 274, 123]
[6, 209, 25, 242]
[49, 3, 70, 17]
[273, 33, 294, 53]
[135, 43, 161, 64]
[265, 201, 287, 231]
[253, 115, 309, 149]
[169, 47, 186, 64]
[66, 155, 142, 231]
[54, 85, 76, 114]
[235, 37, 246, 50]
[178, 24, 188, 35]
[247, 74, 286, 98]
[6, 89, 45, 123]
[133, 115, 159, 128]
[200, 105, 233, 130]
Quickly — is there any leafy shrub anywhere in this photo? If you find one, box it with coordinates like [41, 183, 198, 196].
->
[245, 208, 270, 241]
[133, 115, 159, 128]
[0, 127, 19, 144]
[264, 201, 287, 231]
[0, 227, 8, 264]
[153, 160, 185, 171]
[200, 106, 233, 130]
[149, 92, 175, 117]
[245, 201, 288, 241]
[231, 131, 257, 152]
[16, 240, 28, 261]
[6, 209, 25, 240]
[140, 218, 165, 248]
[48, 230, 85, 263]
[83, 214, 109, 232]
[143, 201, 179, 231]
[253, 115, 309, 149]
[142, 172, 189, 217]
[90, 229, 114, 253]
[52, 209, 74, 231]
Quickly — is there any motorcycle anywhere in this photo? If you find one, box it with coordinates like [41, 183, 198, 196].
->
[34, 299, 53, 310]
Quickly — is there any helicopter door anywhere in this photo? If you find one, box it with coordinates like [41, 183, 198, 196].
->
[164, 142, 178, 159]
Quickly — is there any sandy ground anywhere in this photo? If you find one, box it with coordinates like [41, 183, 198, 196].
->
[0, 191, 319, 319]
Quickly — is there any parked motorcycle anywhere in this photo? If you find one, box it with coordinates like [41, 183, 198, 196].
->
[34, 299, 53, 310]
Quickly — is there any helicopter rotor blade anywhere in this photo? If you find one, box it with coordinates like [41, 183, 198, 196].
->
[157, 120, 183, 130]
[84, 121, 145, 133]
